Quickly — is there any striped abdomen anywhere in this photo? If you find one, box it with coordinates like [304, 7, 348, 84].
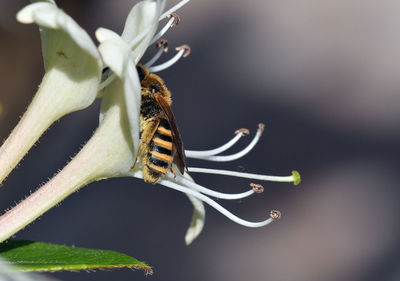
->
[142, 118, 173, 183]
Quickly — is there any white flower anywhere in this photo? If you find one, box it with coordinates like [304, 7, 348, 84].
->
[0, 0, 182, 184]
[0, 0, 101, 184]
[0, 0, 300, 246]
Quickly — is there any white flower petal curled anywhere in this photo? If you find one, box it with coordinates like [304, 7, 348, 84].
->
[185, 194, 206, 246]
[177, 172, 206, 245]
[122, 0, 163, 64]
[121, 0, 160, 43]
[97, 29, 130, 77]
[17, 2, 99, 66]
[96, 0, 164, 159]
[98, 30, 142, 158]
[16, 2, 53, 24]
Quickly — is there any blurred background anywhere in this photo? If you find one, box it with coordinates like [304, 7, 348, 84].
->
[1, 0, 400, 280]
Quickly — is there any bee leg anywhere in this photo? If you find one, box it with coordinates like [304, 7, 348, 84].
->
[130, 141, 145, 170]
[131, 118, 160, 170]
[169, 166, 177, 178]
[130, 156, 139, 170]
[141, 118, 160, 143]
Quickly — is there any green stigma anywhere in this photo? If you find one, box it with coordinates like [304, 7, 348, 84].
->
[291, 170, 301, 186]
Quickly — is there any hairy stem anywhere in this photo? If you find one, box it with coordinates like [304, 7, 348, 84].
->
[0, 83, 134, 241]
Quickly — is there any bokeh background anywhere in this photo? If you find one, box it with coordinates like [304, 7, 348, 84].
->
[1, 0, 400, 280]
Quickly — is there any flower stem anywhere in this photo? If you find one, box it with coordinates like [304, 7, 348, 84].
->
[0, 46, 99, 185]
[0, 72, 59, 184]
[0, 85, 134, 241]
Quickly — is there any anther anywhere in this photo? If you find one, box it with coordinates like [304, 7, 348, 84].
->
[148, 44, 191, 73]
[150, 13, 178, 45]
[250, 183, 264, 194]
[258, 123, 265, 136]
[176, 44, 191, 58]
[160, 0, 190, 20]
[156, 39, 168, 53]
[167, 13, 180, 27]
[235, 128, 250, 136]
[270, 210, 281, 220]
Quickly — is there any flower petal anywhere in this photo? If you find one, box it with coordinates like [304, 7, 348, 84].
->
[183, 173, 205, 245]
[96, 27, 123, 44]
[97, 33, 141, 157]
[121, 0, 164, 63]
[97, 30, 129, 77]
[121, 0, 161, 41]
[17, 1, 99, 67]
[185, 194, 206, 245]
[0, 1, 102, 185]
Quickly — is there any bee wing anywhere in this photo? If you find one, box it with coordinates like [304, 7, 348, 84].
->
[154, 93, 187, 174]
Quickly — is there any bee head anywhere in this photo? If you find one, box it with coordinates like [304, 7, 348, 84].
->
[136, 64, 149, 81]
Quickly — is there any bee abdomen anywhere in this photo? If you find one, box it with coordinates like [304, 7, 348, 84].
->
[143, 164, 164, 184]
[142, 119, 175, 183]
[144, 152, 169, 184]
[151, 119, 173, 156]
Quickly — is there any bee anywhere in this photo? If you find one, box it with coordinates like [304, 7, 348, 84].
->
[134, 64, 187, 184]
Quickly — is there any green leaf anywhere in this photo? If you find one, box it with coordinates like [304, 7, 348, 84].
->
[0, 240, 152, 274]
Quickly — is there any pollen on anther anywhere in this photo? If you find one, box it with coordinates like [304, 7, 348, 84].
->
[250, 183, 264, 193]
[258, 123, 265, 136]
[176, 44, 191, 58]
[156, 39, 168, 53]
[235, 128, 250, 136]
[167, 13, 181, 27]
[270, 210, 281, 220]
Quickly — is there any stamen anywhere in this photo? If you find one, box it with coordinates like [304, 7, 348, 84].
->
[168, 13, 180, 27]
[235, 128, 250, 135]
[158, 178, 275, 228]
[160, 0, 190, 20]
[188, 168, 301, 186]
[270, 210, 281, 220]
[128, 170, 274, 227]
[186, 123, 264, 162]
[144, 39, 168, 67]
[150, 14, 177, 45]
[250, 183, 264, 193]
[176, 44, 191, 57]
[156, 39, 169, 52]
[185, 127, 249, 158]
[167, 173, 257, 200]
[148, 44, 190, 73]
